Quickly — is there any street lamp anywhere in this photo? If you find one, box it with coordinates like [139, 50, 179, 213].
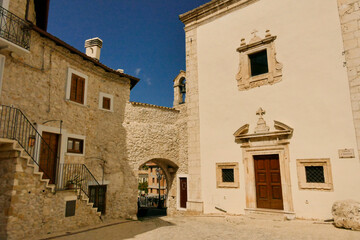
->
[156, 167, 162, 208]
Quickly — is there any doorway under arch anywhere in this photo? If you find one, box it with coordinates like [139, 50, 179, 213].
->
[137, 158, 179, 217]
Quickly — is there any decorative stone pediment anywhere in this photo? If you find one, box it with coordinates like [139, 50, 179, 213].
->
[233, 108, 293, 144]
[235, 30, 283, 91]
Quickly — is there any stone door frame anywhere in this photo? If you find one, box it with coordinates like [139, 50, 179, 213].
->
[35, 124, 67, 184]
[242, 143, 294, 214]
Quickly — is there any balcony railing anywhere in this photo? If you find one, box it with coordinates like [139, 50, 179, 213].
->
[0, 6, 30, 50]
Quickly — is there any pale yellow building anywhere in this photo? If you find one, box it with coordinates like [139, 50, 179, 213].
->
[177, 0, 360, 220]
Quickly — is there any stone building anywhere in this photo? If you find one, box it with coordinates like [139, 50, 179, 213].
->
[178, 0, 360, 220]
[0, 0, 186, 239]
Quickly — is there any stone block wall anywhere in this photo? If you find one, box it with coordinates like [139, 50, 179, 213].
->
[0, 28, 136, 221]
[124, 102, 188, 214]
[0, 141, 102, 240]
[338, 0, 360, 155]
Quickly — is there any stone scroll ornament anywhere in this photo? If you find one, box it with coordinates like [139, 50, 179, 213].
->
[236, 30, 283, 91]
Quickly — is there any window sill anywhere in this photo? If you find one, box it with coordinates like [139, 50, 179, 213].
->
[298, 183, 333, 191]
[65, 99, 88, 108]
[65, 152, 85, 157]
[217, 183, 239, 188]
[99, 107, 113, 112]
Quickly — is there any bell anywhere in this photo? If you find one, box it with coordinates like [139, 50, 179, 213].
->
[179, 83, 186, 94]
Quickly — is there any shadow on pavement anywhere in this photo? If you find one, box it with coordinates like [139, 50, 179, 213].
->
[41, 209, 173, 240]
[137, 207, 167, 219]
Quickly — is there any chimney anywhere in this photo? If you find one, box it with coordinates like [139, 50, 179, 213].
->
[85, 37, 103, 60]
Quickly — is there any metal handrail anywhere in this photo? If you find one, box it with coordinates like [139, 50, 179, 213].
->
[0, 105, 101, 202]
[0, 6, 31, 50]
[0, 105, 55, 181]
[56, 163, 101, 199]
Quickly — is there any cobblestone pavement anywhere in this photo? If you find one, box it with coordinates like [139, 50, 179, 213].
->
[43, 215, 360, 240]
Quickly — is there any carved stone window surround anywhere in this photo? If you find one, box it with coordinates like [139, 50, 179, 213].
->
[236, 32, 283, 91]
[216, 162, 239, 188]
[296, 158, 333, 191]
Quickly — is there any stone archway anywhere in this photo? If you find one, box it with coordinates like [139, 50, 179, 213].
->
[137, 158, 179, 214]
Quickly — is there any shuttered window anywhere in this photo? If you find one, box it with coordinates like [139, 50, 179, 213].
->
[70, 74, 85, 104]
[102, 97, 111, 110]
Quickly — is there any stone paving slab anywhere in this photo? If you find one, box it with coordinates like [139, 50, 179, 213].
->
[39, 215, 360, 240]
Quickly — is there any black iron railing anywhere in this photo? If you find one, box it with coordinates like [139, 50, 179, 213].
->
[0, 105, 54, 181]
[0, 105, 101, 202]
[56, 163, 101, 199]
[0, 6, 30, 50]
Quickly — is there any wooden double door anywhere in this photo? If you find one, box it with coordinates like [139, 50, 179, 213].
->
[254, 154, 283, 210]
[39, 131, 59, 184]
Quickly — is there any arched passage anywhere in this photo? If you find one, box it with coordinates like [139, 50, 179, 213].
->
[137, 158, 179, 217]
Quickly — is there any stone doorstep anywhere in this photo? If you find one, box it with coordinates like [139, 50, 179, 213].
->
[37, 219, 132, 240]
[244, 208, 296, 221]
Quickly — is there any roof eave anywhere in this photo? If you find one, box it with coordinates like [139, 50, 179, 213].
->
[31, 25, 140, 89]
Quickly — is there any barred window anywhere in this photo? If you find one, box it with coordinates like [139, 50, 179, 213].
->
[216, 163, 239, 188]
[296, 159, 333, 191]
[222, 169, 234, 182]
[305, 166, 324, 183]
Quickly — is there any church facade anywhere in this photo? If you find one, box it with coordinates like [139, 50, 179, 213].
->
[178, 0, 360, 220]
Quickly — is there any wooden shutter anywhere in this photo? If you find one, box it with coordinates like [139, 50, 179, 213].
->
[70, 74, 85, 104]
[102, 97, 111, 110]
[76, 77, 85, 104]
[70, 74, 77, 101]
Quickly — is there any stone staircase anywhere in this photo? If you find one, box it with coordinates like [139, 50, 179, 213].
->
[0, 138, 103, 239]
[0, 138, 101, 215]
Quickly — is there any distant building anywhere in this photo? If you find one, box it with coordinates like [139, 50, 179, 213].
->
[146, 162, 167, 197]
[138, 169, 148, 184]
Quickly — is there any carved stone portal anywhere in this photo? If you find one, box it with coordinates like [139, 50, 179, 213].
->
[233, 108, 294, 214]
[236, 30, 283, 91]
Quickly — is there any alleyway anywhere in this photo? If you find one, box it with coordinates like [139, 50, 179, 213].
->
[41, 215, 360, 240]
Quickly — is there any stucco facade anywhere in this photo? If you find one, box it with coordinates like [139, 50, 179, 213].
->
[179, 0, 360, 220]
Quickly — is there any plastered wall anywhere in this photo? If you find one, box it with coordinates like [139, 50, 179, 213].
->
[191, 0, 360, 219]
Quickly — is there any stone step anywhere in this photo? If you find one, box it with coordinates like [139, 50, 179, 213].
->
[0, 150, 20, 159]
[0, 138, 101, 215]
[245, 209, 295, 221]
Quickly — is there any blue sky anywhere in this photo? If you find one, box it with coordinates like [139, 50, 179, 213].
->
[48, 0, 209, 107]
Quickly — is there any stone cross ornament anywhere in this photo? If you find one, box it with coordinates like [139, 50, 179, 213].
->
[254, 107, 270, 133]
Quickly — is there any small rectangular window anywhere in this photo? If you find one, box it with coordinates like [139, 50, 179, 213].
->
[296, 159, 333, 191]
[102, 97, 111, 110]
[305, 166, 325, 183]
[249, 50, 268, 76]
[67, 138, 84, 154]
[216, 163, 239, 188]
[222, 169, 234, 182]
